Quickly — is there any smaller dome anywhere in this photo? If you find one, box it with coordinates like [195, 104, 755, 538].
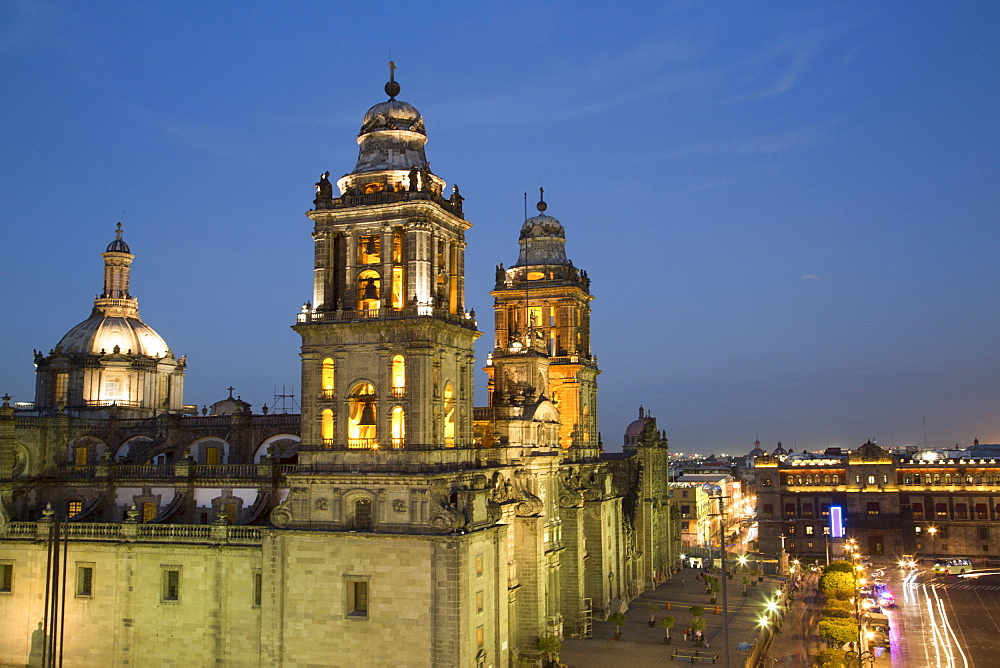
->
[106, 223, 130, 253]
[625, 418, 647, 436]
[359, 99, 425, 136]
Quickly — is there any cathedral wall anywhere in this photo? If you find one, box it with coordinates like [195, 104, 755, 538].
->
[0, 540, 262, 666]
[262, 527, 507, 667]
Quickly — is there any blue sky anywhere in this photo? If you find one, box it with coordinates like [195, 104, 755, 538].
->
[1, 1, 997, 453]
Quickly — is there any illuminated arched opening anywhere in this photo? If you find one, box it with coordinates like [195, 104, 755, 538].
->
[357, 270, 381, 312]
[321, 358, 335, 398]
[391, 406, 405, 448]
[391, 355, 405, 397]
[321, 409, 334, 446]
[348, 382, 377, 448]
[443, 383, 456, 447]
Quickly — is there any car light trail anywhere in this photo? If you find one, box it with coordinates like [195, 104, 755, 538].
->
[919, 582, 969, 668]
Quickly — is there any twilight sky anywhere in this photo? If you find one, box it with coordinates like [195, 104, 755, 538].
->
[1, 1, 997, 454]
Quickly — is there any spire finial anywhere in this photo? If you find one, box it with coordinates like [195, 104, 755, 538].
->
[385, 60, 400, 99]
[115, 222, 123, 240]
[536, 187, 547, 213]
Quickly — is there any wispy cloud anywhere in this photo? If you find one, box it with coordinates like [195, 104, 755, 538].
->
[802, 274, 821, 281]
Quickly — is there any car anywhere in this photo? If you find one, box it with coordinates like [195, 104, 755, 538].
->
[861, 597, 878, 611]
[898, 555, 917, 569]
[934, 558, 972, 574]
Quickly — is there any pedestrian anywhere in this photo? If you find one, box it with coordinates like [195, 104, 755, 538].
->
[681, 577, 685, 585]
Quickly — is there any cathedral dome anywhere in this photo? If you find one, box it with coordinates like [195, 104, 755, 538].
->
[519, 214, 565, 241]
[57, 315, 169, 358]
[359, 99, 425, 137]
[625, 418, 647, 436]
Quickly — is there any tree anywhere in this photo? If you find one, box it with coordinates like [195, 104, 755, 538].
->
[689, 606, 705, 618]
[819, 571, 855, 600]
[690, 617, 707, 643]
[660, 615, 676, 642]
[818, 619, 856, 648]
[708, 577, 722, 602]
[537, 635, 561, 666]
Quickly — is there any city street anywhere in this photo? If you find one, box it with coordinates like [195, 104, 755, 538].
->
[891, 567, 1000, 667]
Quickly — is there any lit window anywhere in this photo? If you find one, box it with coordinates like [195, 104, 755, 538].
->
[805, 526, 814, 535]
[321, 409, 335, 446]
[867, 475, 876, 485]
[321, 358, 335, 398]
[142, 502, 157, 523]
[443, 383, 456, 447]
[205, 446, 221, 466]
[76, 565, 94, 597]
[391, 406, 405, 448]
[476, 591, 484, 613]
[162, 568, 180, 602]
[348, 383, 377, 448]
[476, 555, 484, 576]
[353, 499, 373, 530]
[357, 270, 381, 311]
[74, 447, 88, 467]
[67, 500, 82, 518]
[477, 625, 484, 648]
[391, 355, 405, 397]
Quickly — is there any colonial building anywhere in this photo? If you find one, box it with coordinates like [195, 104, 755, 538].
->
[755, 440, 1000, 563]
[0, 71, 677, 667]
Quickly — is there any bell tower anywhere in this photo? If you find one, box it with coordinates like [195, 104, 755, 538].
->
[294, 72, 480, 455]
[485, 190, 599, 449]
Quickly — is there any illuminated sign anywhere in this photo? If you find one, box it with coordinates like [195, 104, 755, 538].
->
[830, 506, 844, 538]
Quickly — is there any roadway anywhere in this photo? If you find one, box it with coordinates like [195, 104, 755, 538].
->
[889, 566, 1000, 667]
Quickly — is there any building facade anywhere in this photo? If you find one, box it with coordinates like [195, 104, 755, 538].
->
[755, 440, 1000, 563]
[0, 72, 677, 667]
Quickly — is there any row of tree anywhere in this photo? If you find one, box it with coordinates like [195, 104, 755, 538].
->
[813, 561, 858, 667]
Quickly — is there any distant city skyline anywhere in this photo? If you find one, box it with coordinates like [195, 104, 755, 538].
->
[1, 2, 997, 452]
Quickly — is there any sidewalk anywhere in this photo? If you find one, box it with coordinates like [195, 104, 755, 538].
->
[559, 566, 782, 667]
[765, 571, 825, 665]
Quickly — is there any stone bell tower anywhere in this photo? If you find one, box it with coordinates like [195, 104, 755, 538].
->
[485, 190, 600, 450]
[294, 71, 480, 456]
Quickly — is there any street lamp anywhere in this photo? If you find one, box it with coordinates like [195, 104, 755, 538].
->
[927, 526, 938, 565]
[703, 483, 732, 667]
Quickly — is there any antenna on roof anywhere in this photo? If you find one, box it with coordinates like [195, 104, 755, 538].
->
[523, 192, 527, 221]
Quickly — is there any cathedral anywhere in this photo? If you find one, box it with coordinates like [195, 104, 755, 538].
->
[0, 71, 676, 667]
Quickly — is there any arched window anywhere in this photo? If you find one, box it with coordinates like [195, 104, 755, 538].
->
[904, 475, 912, 485]
[443, 383, 456, 447]
[761, 477, 772, 487]
[321, 409, 334, 446]
[348, 383, 377, 448]
[321, 358, 335, 398]
[391, 355, 405, 397]
[357, 270, 381, 312]
[943, 474, 952, 486]
[142, 502, 157, 523]
[391, 406, 405, 448]
[914, 473, 921, 484]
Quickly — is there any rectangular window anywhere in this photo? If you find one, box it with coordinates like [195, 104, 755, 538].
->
[346, 579, 369, 618]
[477, 625, 484, 648]
[784, 503, 796, 518]
[67, 500, 82, 518]
[74, 447, 88, 467]
[0, 563, 12, 594]
[76, 565, 94, 597]
[820, 504, 830, 517]
[823, 526, 830, 535]
[912, 503, 923, 519]
[805, 526, 814, 535]
[55, 373, 68, 403]
[978, 527, 989, 540]
[142, 502, 157, 523]
[762, 504, 774, 517]
[253, 571, 262, 607]
[939, 528, 949, 539]
[680, 505, 691, 517]
[788, 526, 796, 535]
[476, 590, 484, 613]
[476, 555, 483, 577]
[955, 503, 968, 519]
[205, 447, 221, 465]
[162, 568, 180, 602]
[807, 542, 814, 548]
[867, 502, 880, 515]
[802, 503, 814, 518]
[936, 503, 948, 518]
[976, 503, 988, 519]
